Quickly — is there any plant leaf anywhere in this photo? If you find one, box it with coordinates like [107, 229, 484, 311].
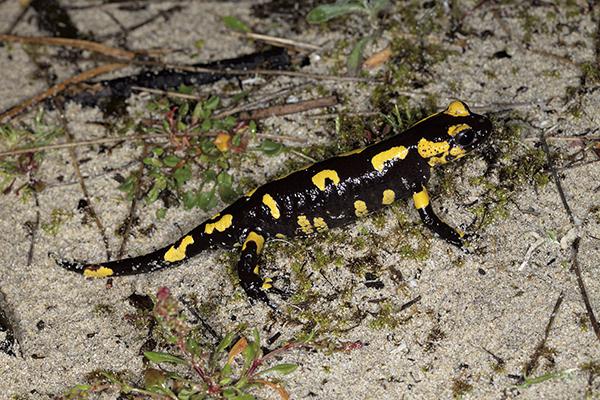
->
[216, 331, 236, 355]
[218, 183, 238, 203]
[173, 165, 192, 187]
[222, 16, 250, 33]
[163, 155, 180, 167]
[258, 139, 284, 156]
[143, 351, 187, 365]
[143, 157, 162, 168]
[306, 2, 366, 24]
[205, 95, 220, 111]
[347, 36, 371, 76]
[227, 337, 248, 365]
[258, 363, 298, 376]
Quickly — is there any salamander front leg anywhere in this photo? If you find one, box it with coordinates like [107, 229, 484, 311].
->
[412, 187, 465, 249]
[237, 231, 277, 309]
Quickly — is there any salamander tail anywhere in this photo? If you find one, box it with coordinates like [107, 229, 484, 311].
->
[53, 231, 211, 278]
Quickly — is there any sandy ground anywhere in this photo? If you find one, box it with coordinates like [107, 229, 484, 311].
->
[0, 1, 599, 399]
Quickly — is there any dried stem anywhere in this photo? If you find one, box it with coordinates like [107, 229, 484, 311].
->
[239, 95, 338, 120]
[0, 34, 136, 59]
[523, 292, 564, 377]
[60, 114, 111, 260]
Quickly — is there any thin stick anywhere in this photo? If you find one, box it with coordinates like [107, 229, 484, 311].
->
[131, 86, 206, 101]
[540, 131, 600, 342]
[60, 114, 111, 260]
[117, 144, 148, 259]
[213, 83, 309, 119]
[0, 34, 136, 60]
[27, 188, 40, 266]
[540, 133, 576, 225]
[571, 237, 600, 341]
[0, 63, 129, 122]
[523, 292, 564, 377]
[237, 31, 321, 51]
[239, 95, 338, 120]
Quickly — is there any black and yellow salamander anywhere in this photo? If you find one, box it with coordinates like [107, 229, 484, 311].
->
[58, 100, 492, 307]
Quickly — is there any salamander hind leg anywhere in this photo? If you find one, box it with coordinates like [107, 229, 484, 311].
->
[412, 186, 467, 250]
[236, 231, 284, 310]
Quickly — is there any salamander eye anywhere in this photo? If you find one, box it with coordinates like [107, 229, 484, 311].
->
[456, 129, 476, 147]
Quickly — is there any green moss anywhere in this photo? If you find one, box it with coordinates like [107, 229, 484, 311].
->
[451, 378, 473, 399]
[466, 116, 551, 228]
[40, 208, 74, 236]
[387, 37, 452, 89]
[541, 69, 561, 79]
[424, 326, 446, 353]
[580, 61, 600, 85]
[92, 303, 114, 317]
[368, 300, 414, 330]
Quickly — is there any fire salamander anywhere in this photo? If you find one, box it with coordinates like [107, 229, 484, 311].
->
[58, 101, 492, 308]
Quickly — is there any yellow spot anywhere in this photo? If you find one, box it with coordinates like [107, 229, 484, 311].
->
[262, 194, 280, 219]
[214, 132, 231, 152]
[428, 155, 448, 166]
[354, 200, 368, 217]
[297, 215, 314, 234]
[311, 170, 340, 191]
[275, 233, 287, 239]
[83, 266, 114, 278]
[261, 277, 273, 290]
[371, 146, 409, 172]
[243, 231, 265, 253]
[448, 124, 470, 136]
[449, 146, 466, 157]
[382, 189, 395, 205]
[418, 138, 450, 158]
[253, 265, 259, 274]
[204, 214, 233, 234]
[412, 188, 430, 210]
[313, 217, 328, 232]
[246, 188, 257, 197]
[444, 100, 470, 117]
[341, 148, 364, 156]
[164, 235, 195, 262]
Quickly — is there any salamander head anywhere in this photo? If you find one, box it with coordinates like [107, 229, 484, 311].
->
[415, 100, 493, 167]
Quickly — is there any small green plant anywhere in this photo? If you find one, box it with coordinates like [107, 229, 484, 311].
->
[0, 109, 63, 196]
[64, 287, 303, 399]
[118, 91, 284, 215]
[307, 0, 391, 75]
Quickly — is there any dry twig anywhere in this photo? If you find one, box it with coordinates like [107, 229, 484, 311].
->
[237, 31, 321, 51]
[0, 34, 136, 59]
[523, 292, 564, 377]
[60, 114, 111, 260]
[540, 132, 600, 342]
[239, 95, 338, 120]
[117, 144, 148, 258]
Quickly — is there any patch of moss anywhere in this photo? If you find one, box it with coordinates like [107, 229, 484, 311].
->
[40, 208, 73, 236]
[424, 326, 446, 353]
[92, 303, 114, 317]
[451, 378, 473, 399]
[387, 36, 453, 89]
[368, 300, 414, 330]
[467, 116, 551, 228]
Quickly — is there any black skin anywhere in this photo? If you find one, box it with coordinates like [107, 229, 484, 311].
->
[58, 101, 493, 308]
